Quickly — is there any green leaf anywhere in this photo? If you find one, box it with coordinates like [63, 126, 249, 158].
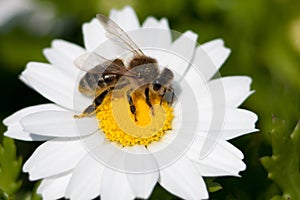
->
[20, 181, 42, 200]
[0, 137, 22, 196]
[0, 189, 10, 200]
[31, 182, 42, 200]
[271, 195, 285, 200]
[149, 184, 178, 200]
[260, 119, 300, 200]
[205, 178, 222, 193]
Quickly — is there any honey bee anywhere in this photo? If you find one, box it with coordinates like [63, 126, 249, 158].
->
[74, 14, 174, 120]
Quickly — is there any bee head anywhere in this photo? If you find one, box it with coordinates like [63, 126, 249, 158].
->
[152, 81, 162, 91]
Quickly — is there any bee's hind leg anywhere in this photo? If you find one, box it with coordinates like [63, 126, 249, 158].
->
[74, 88, 111, 119]
[74, 104, 96, 118]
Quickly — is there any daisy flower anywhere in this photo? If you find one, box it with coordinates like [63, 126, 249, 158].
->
[3, 6, 258, 200]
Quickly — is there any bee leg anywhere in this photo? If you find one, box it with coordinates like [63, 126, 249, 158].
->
[74, 88, 111, 118]
[167, 87, 174, 105]
[145, 87, 154, 115]
[74, 104, 97, 118]
[126, 89, 137, 121]
[159, 88, 167, 105]
[94, 89, 110, 107]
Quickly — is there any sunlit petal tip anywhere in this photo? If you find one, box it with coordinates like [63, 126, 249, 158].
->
[51, 39, 86, 59]
[82, 18, 106, 51]
[200, 39, 231, 70]
[159, 18, 170, 28]
[22, 137, 94, 180]
[37, 173, 72, 200]
[20, 110, 98, 137]
[142, 16, 170, 30]
[159, 156, 209, 199]
[19, 62, 75, 109]
[201, 38, 225, 50]
[183, 30, 198, 42]
[4, 129, 52, 141]
[109, 6, 140, 31]
[65, 153, 103, 200]
[142, 16, 159, 28]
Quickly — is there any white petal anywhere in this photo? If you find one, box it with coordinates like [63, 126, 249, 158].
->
[51, 40, 85, 62]
[158, 31, 198, 79]
[146, 134, 172, 153]
[146, 87, 197, 153]
[66, 153, 105, 200]
[159, 155, 208, 200]
[143, 17, 170, 29]
[4, 126, 52, 141]
[201, 39, 225, 52]
[192, 76, 254, 109]
[194, 107, 257, 155]
[109, 6, 140, 31]
[197, 128, 258, 141]
[221, 128, 259, 140]
[191, 46, 220, 82]
[82, 18, 106, 51]
[127, 172, 158, 199]
[198, 108, 257, 131]
[181, 61, 208, 108]
[3, 104, 63, 141]
[100, 168, 135, 200]
[187, 135, 244, 159]
[23, 133, 100, 180]
[147, 80, 199, 158]
[119, 27, 171, 63]
[141, 17, 171, 49]
[20, 110, 98, 137]
[37, 171, 72, 200]
[3, 104, 63, 125]
[200, 39, 231, 77]
[146, 131, 184, 171]
[123, 146, 159, 199]
[196, 108, 257, 144]
[43, 39, 84, 78]
[20, 62, 74, 110]
[187, 136, 246, 176]
[209, 76, 254, 108]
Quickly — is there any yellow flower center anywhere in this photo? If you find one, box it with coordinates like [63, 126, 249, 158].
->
[96, 88, 174, 146]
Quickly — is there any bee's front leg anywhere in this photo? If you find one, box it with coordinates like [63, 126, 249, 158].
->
[159, 87, 174, 106]
[167, 87, 174, 105]
[159, 88, 167, 105]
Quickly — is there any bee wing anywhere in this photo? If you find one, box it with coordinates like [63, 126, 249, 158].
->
[74, 52, 111, 73]
[74, 52, 128, 75]
[97, 14, 144, 56]
[74, 52, 137, 77]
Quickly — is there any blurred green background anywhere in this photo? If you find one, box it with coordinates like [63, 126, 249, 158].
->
[0, 0, 300, 199]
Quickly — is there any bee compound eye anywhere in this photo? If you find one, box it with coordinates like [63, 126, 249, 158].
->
[153, 83, 161, 91]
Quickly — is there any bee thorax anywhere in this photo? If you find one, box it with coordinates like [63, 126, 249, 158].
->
[129, 55, 157, 68]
